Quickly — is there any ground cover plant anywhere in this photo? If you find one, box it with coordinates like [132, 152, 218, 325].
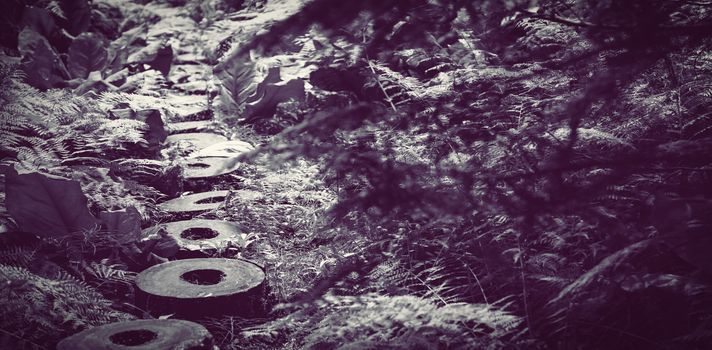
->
[1, 0, 711, 349]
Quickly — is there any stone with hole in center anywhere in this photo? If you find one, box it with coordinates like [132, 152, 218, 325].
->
[56, 319, 213, 350]
[187, 140, 254, 159]
[158, 191, 229, 213]
[136, 258, 266, 317]
[165, 132, 227, 151]
[142, 219, 245, 258]
[182, 157, 242, 179]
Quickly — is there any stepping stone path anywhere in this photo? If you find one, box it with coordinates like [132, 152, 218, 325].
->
[58, 0, 281, 346]
[158, 189, 263, 213]
[179, 140, 255, 178]
[57, 319, 214, 350]
[134, 0, 269, 321]
[183, 157, 243, 179]
[164, 93, 212, 119]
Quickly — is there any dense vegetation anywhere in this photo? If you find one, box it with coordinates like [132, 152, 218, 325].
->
[1, 0, 711, 349]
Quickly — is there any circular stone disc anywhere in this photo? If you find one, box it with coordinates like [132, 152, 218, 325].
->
[187, 140, 255, 159]
[168, 120, 215, 134]
[136, 258, 265, 299]
[142, 219, 244, 252]
[56, 319, 212, 350]
[182, 157, 242, 179]
[165, 132, 227, 150]
[158, 191, 229, 213]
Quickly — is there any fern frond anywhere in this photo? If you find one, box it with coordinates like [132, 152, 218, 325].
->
[299, 293, 520, 349]
[0, 246, 38, 268]
[82, 261, 136, 285]
[0, 264, 134, 345]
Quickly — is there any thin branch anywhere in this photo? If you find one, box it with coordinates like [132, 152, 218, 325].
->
[517, 237, 533, 337]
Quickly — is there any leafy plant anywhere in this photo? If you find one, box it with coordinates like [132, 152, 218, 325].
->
[3, 167, 98, 238]
[242, 68, 306, 123]
[17, 28, 69, 89]
[67, 33, 108, 79]
[0, 264, 134, 347]
[245, 293, 521, 350]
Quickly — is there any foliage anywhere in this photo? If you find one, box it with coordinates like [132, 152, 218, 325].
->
[4, 167, 98, 238]
[217, 0, 712, 348]
[17, 27, 69, 89]
[245, 293, 520, 350]
[67, 33, 108, 79]
[0, 264, 134, 348]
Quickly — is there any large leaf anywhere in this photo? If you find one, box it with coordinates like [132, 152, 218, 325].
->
[67, 32, 108, 79]
[98, 207, 142, 245]
[149, 44, 173, 77]
[18, 28, 69, 89]
[126, 41, 173, 77]
[214, 59, 258, 109]
[244, 67, 281, 104]
[243, 68, 305, 122]
[59, 0, 91, 36]
[106, 24, 148, 75]
[4, 167, 98, 237]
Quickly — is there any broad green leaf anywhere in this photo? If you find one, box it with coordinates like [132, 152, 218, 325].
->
[4, 167, 98, 237]
[98, 207, 142, 244]
[106, 24, 148, 75]
[67, 32, 108, 79]
[214, 59, 258, 109]
[126, 42, 173, 77]
[243, 68, 305, 121]
[18, 28, 69, 89]
[135, 109, 169, 154]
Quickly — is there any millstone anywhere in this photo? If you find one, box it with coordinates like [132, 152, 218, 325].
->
[165, 132, 227, 150]
[182, 157, 242, 179]
[56, 319, 213, 350]
[136, 258, 266, 317]
[142, 219, 244, 257]
[158, 190, 228, 213]
[188, 140, 255, 159]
